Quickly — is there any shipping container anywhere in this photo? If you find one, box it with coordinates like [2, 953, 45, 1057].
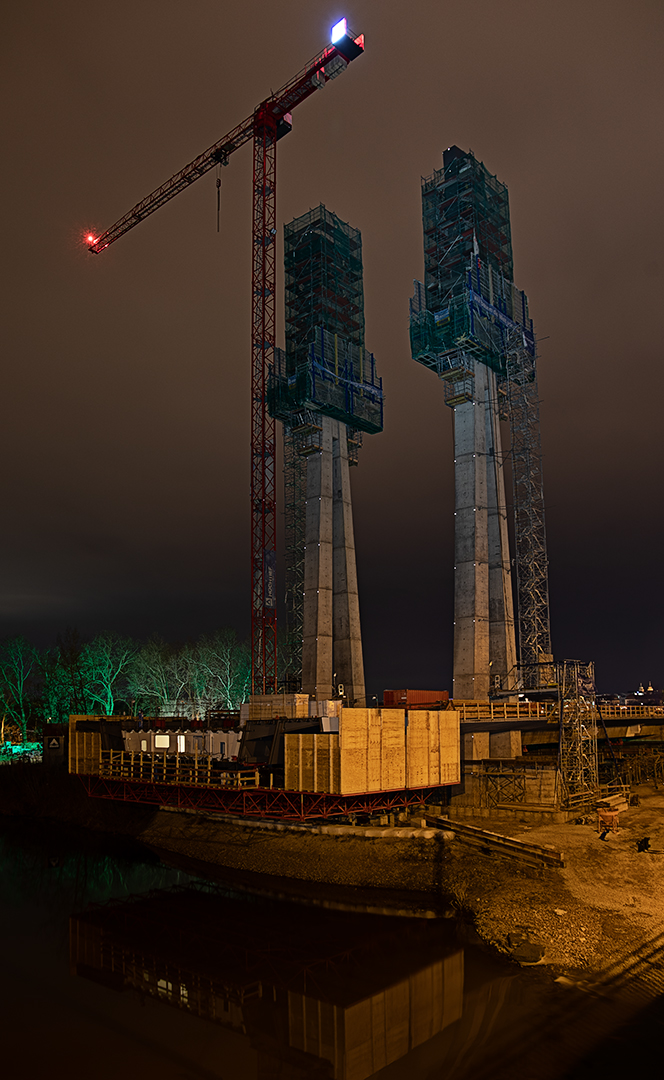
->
[383, 689, 449, 708]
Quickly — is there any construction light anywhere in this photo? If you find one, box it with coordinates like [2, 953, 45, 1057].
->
[331, 18, 347, 43]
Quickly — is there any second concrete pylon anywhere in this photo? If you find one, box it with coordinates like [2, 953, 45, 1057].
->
[301, 416, 366, 706]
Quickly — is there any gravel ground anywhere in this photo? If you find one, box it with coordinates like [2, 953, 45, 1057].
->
[451, 783, 664, 982]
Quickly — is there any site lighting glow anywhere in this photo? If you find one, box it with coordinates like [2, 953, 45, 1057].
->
[331, 18, 347, 43]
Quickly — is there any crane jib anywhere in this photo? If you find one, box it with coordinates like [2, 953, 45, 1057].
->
[87, 34, 363, 254]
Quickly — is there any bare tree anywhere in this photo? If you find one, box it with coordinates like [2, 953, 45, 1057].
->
[126, 638, 186, 715]
[81, 634, 137, 715]
[0, 636, 39, 740]
[126, 631, 250, 717]
[196, 630, 251, 710]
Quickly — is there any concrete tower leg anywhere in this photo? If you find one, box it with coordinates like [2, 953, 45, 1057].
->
[485, 368, 517, 691]
[332, 420, 366, 706]
[301, 416, 334, 700]
[453, 362, 490, 700]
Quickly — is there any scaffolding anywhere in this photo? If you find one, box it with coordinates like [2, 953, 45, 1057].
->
[558, 660, 600, 806]
[269, 205, 383, 688]
[284, 203, 365, 362]
[506, 332, 552, 669]
[410, 146, 551, 671]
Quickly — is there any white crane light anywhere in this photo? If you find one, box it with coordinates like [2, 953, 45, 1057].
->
[331, 18, 347, 43]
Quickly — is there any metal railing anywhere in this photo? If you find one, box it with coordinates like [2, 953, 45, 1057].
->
[451, 700, 555, 721]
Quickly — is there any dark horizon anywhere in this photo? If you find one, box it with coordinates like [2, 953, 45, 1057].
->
[1, 1, 662, 698]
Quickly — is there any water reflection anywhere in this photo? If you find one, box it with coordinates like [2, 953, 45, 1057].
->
[3, 816, 657, 1080]
[70, 884, 515, 1080]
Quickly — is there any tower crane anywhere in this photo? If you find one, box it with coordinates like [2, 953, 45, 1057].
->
[86, 19, 365, 695]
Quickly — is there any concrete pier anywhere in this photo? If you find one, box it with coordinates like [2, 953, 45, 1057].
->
[452, 363, 516, 699]
[453, 364, 490, 699]
[485, 368, 517, 691]
[302, 416, 366, 705]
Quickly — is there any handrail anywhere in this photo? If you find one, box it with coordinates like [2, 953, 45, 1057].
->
[97, 749, 260, 789]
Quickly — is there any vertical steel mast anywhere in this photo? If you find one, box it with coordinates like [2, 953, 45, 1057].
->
[86, 21, 365, 695]
[251, 105, 278, 693]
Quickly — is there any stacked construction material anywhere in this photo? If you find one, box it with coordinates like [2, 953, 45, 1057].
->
[248, 694, 310, 721]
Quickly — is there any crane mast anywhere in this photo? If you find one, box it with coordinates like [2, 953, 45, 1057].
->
[87, 22, 365, 693]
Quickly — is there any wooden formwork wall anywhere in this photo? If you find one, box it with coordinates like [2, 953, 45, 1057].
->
[339, 708, 406, 794]
[285, 709, 460, 794]
[284, 733, 341, 793]
[68, 716, 101, 776]
[407, 710, 460, 787]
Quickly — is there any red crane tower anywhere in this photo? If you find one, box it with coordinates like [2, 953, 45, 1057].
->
[86, 20, 365, 695]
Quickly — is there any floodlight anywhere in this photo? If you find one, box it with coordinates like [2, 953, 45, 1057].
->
[331, 18, 347, 44]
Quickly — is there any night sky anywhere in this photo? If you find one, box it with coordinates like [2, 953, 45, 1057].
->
[2, 1, 662, 697]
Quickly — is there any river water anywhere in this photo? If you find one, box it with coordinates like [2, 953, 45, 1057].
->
[0, 815, 659, 1080]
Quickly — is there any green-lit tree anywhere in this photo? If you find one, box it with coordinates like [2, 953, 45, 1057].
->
[0, 635, 40, 740]
[196, 630, 251, 710]
[126, 637, 181, 715]
[126, 631, 251, 718]
[81, 633, 136, 715]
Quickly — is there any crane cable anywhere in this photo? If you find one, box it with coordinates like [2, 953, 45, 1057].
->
[216, 164, 222, 232]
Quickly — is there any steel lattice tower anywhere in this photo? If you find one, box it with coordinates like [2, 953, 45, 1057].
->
[557, 660, 599, 805]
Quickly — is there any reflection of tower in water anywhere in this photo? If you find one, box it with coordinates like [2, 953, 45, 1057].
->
[69, 883, 512, 1080]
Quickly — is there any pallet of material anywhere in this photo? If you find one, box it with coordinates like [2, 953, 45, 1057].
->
[596, 794, 629, 812]
[248, 694, 310, 721]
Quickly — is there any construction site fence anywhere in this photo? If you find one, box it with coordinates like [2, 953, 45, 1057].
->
[98, 750, 261, 789]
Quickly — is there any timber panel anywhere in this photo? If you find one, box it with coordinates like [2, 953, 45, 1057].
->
[285, 733, 340, 793]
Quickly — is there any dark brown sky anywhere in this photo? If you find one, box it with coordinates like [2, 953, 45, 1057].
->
[1, 1, 662, 694]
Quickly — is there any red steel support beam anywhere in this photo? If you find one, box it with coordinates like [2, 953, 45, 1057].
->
[80, 774, 451, 822]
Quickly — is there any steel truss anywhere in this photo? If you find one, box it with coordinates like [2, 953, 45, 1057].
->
[81, 774, 447, 822]
[506, 332, 552, 670]
[251, 107, 278, 694]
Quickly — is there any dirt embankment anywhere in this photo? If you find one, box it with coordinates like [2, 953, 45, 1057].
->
[446, 784, 664, 982]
